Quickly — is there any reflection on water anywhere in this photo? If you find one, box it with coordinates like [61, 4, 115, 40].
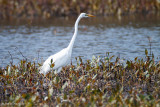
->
[0, 15, 160, 67]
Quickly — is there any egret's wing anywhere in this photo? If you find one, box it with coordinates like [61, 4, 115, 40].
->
[40, 48, 70, 74]
[52, 48, 70, 68]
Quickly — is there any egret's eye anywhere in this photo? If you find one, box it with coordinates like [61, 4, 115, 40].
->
[85, 14, 88, 17]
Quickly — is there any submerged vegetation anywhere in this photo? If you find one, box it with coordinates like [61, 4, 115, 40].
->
[0, 50, 160, 106]
[0, 0, 160, 19]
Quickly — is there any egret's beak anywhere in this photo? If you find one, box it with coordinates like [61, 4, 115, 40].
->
[87, 14, 95, 17]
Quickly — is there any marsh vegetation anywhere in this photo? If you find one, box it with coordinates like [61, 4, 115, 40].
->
[0, 50, 160, 106]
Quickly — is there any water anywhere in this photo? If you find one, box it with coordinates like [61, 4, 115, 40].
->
[0, 15, 160, 67]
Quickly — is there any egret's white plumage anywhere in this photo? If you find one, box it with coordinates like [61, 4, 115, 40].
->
[40, 13, 94, 75]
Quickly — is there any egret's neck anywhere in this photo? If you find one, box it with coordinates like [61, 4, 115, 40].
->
[67, 16, 81, 52]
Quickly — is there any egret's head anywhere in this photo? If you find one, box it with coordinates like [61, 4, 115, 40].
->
[80, 13, 95, 18]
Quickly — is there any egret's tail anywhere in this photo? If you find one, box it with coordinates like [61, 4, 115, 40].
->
[38, 66, 43, 74]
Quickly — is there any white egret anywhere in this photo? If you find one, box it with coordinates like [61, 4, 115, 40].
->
[40, 13, 95, 75]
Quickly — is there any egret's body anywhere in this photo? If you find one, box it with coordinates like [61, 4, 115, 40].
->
[40, 13, 94, 75]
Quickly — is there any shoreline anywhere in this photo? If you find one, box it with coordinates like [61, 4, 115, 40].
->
[0, 0, 160, 19]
